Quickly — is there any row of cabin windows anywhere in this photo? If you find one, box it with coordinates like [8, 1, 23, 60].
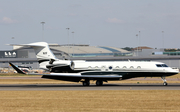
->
[88, 66, 141, 69]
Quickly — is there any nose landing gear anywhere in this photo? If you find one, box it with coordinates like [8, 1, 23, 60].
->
[161, 77, 168, 86]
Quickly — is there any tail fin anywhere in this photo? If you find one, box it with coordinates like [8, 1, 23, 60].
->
[9, 42, 57, 70]
[9, 42, 57, 62]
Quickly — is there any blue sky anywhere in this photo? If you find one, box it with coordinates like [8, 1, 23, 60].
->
[0, 0, 180, 50]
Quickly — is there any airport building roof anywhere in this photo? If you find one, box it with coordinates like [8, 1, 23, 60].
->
[50, 45, 129, 54]
[49, 44, 132, 57]
[12, 43, 132, 58]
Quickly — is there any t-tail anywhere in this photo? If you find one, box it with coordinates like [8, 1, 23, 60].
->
[9, 42, 58, 70]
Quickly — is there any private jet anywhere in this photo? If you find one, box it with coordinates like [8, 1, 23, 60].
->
[9, 42, 178, 86]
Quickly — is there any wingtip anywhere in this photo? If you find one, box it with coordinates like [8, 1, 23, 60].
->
[9, 62, 26, 74]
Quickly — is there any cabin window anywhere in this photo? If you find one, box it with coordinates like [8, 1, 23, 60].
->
[130, 66, 134, 69]
[95, 66, 99, 69]
[123, 66, 127, 69]
[115, 66, 120, 69]
[101, 66, 106, 69]
[101, 66, 106, 71]
[88, 66, 92, 69]
[137, 66, 141, 69]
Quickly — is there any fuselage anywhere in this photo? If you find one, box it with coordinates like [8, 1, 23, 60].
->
[46, 60, 178, 80]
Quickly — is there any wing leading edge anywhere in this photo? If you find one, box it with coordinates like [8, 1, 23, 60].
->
[9, 62, 122, 80]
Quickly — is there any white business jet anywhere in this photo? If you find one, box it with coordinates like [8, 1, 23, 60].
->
[9, 42, 178, 86]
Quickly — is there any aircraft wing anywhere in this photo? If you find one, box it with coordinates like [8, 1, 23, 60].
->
[41, 73, 122, 82]
[9, 62, 122, 82]
[47, 73, 122, 78]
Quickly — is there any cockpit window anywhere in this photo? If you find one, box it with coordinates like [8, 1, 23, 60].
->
[156, 64, 168, 67]
[162, 64, 168, 67]
[156, 64, 162, 67]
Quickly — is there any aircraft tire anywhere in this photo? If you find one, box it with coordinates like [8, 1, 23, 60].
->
[163, 82, 168, 86]
[83, 81, 90, 86]
[96, 80, 103, 86]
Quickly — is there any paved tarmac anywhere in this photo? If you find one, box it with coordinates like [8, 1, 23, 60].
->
[0, 83, 180, 91]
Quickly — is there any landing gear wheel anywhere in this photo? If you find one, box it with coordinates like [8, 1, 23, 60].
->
[163, 82, 168, 86]
[83, 81, 90, 86]
[161, 77, 168, 86]
[96, 80, 103, 86]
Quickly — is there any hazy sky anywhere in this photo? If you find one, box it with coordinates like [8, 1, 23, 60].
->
[0, 0, 180, 50]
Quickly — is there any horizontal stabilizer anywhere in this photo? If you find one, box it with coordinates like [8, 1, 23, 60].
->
[7, 43, 46, 48]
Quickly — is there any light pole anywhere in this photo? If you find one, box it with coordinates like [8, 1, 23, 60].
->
[41, 22, 45, 41]
[162, 31, 164, 49]
[139, 31, 141, 50]
[11, 37, 14, 44]
[136, 34, 138, 56]
[72, 32, 74, 57]
[66, 28, 70, 58]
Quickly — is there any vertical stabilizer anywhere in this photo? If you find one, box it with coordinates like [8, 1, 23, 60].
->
[27, 42, 57, 62]
[9, 42, 57, 70]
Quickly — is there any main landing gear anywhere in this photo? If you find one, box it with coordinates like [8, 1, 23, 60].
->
[96, 80, 103, 86]
[82, 80, 104, 86]
[82, 80, 90, 86]
[161, 77, 168, 86]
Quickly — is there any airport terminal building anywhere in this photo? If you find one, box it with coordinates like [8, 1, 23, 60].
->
[0, 44, 132, 69]
[0, 43, 180, 70]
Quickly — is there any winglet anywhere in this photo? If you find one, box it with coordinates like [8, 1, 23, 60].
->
[9, 62, 26, 74]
